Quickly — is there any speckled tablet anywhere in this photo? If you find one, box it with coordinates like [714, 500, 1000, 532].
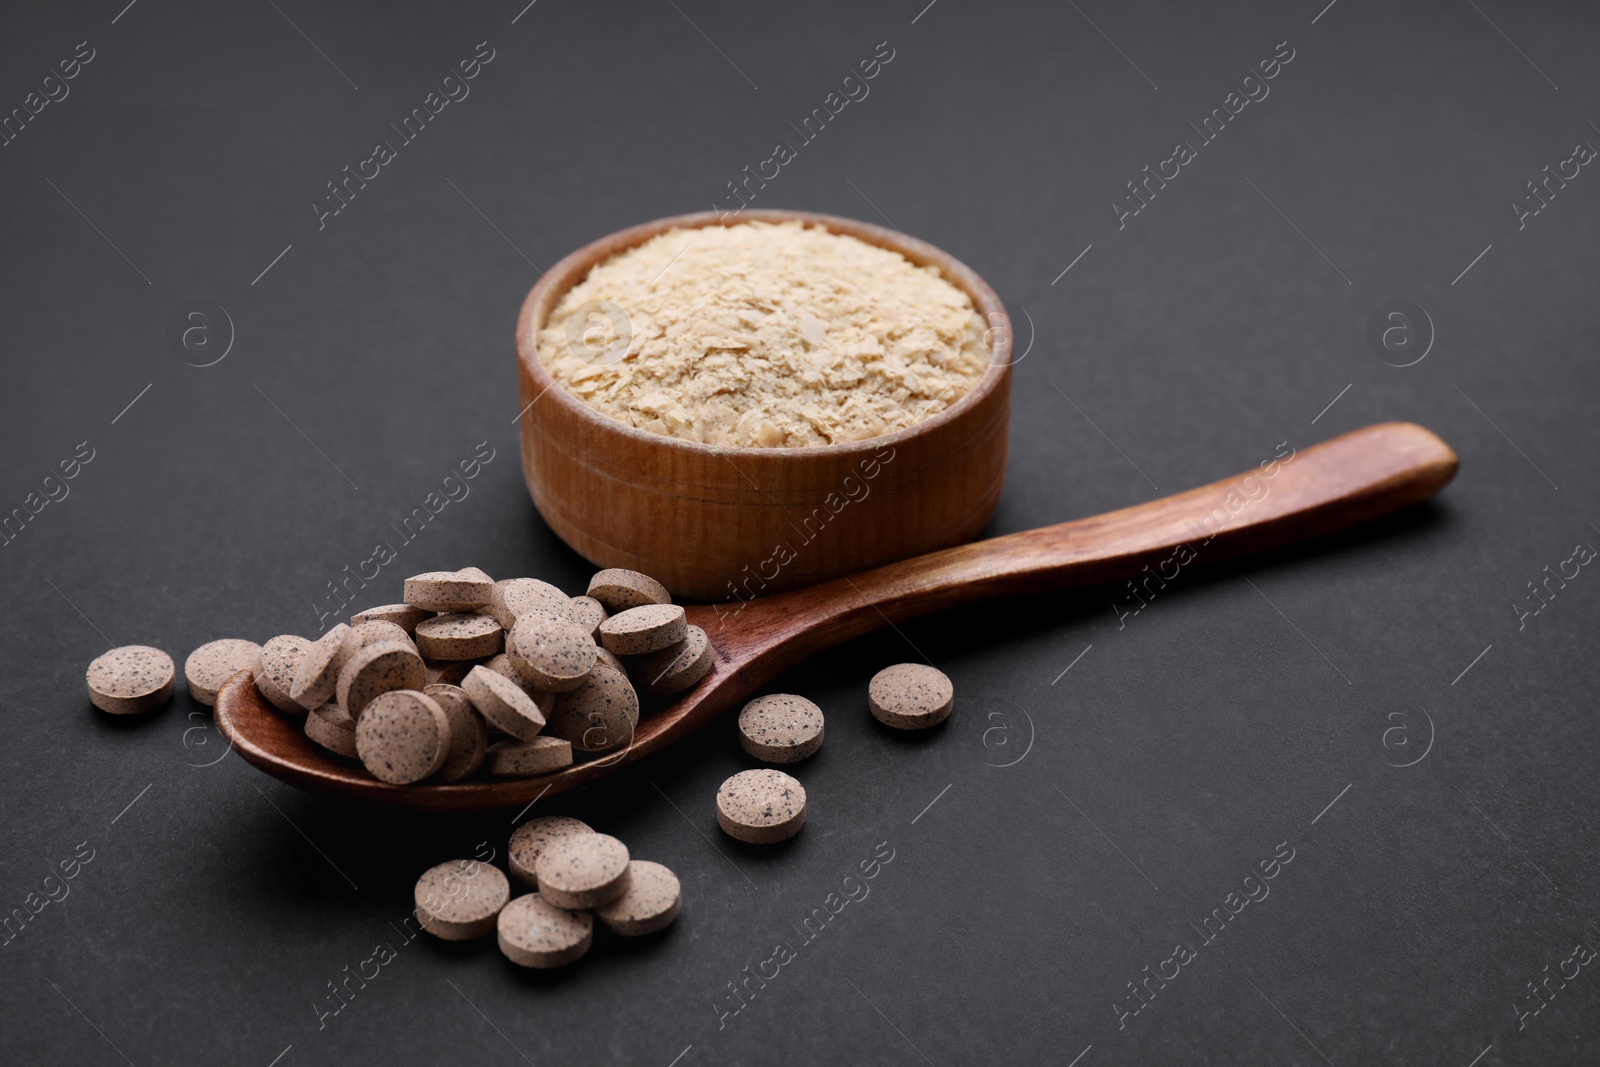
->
[304, 701, 358, 758]
[586, 568, 671, 613]
[336, 640, 427, 719]
[424, 683, 489, 782]
[290, 623, 361, 711]
[564, 596, 608, 636]
[483, 736, 573, 778]
[868, 663, 954, 730]
[461, 665, 547, 741]
[592, 645, 627, 675]
[352, 619, 412, 648]
[716, 769, 807, 844]
[415, 859, 510, 941]
[497, 893, 592, 967]
[87, 645, 175, 715]
[508, 817, 594, 888]
[350, 603, 432, 633]
[631, 625, 714, 696]
[487, 578, 570, 630]
[545, 667, 638, 753]
[534, 833, 631, 909]
[508, 616, 596, 692]
[738, 694, 825, 763]
[403, 570, 493, 613]
[183, 638, 260, 707]
[480, 652, 513, 680]
[414, 612, 503, 661]
[595, 861, 681, 936]
[255, 635, 312, 715]
[598, 604, 687, 655]
[485, 655, 557, 721]
[425, 660, 473, 687]
[355, 689, 449, 784]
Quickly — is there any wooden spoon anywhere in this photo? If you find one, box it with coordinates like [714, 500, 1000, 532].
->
[215, 421, 1457, 811]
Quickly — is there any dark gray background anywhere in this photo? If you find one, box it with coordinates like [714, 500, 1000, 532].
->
[2, 0, 1596, 1063]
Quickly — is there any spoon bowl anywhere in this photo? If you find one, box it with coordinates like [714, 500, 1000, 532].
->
[215, 421, 1459, 811]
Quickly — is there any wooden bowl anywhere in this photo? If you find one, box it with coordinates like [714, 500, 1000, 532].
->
[514, 209, 1013, 601]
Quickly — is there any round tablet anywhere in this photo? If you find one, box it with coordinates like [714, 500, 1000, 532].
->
[425, 660, 473, 687]
[87, 645, 175, 715]
[403, 570, 493, 612]
[350, 603, 431, 633]
[290, 623, 361, 711]
[535, 833, 631, 909]
[355, 689, 449, 784]
[564, 595, 608, 636]
[304, 701, 358, 758]
[352, 619, 412, 648]
[484, 736, 573, 778]
[483, 656, 559, 717]
[415, 859, 510, 940]
[593, 645, 627, 675]
[508, 817, 594, 888]
[507, 616, 596, 692]
[424, 683, 489, 782]
[716, 769, 806, 844]
[336, 640, 426, 719]
[738, 694, 824, 763]
[482, 652, 518, 681]
[598, 604, 687, 655]
[497, 893, 592, 968]
[586, 568, 671, 613]
[545, 667, 638, 752]
[595, 861, 681, 936]
[488, 578, 569, 630]
[631, 625, 714, 696]
[183, 638, 260, 706]
[255, 635, 312, 715]
[462, 665, 548, 741]
[414, 612, 503, 661]
[868, 663, 954, 730]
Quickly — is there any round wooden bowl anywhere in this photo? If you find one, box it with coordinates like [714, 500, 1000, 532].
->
[514, 209, 1013, 601]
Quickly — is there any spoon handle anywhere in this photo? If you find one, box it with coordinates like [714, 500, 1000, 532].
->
[732, 422, 1458, 656]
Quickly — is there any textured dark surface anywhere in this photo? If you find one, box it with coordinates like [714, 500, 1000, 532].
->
[2, 0, 1597, 1064]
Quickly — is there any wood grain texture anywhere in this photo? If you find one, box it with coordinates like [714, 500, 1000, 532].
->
[214, 421, 1457, 812]
[514, 209, 1013, 601]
